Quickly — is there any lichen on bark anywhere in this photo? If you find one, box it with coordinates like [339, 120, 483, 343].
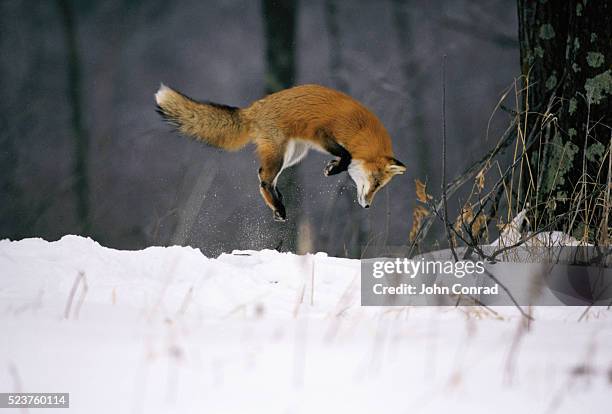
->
[585, 70, 612, 104]
[586, 51, 604, 68]
[541, 134, 579, 194]
[585, 142, 606, 163]
[539, 24, 555, 40]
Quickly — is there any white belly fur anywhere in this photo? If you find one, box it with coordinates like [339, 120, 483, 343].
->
[273, 139, 328, 186]
[283, 140, 315, 169]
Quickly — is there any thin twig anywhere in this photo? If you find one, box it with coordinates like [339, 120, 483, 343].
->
[177, 286, 194, 317]
[484, 268, 532, 320]
[64, 270, 85, 320]
[441, 54, 458, 262]
[310, 257, 315, 306]
[73, 274, 88, 320]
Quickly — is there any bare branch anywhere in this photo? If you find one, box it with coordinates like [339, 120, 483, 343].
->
[441, 55, 459, 262]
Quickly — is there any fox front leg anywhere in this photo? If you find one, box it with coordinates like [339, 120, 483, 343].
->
[321, 135, 351, 176]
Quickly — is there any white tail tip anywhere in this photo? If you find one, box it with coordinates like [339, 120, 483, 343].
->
[155, 83, 172, 105]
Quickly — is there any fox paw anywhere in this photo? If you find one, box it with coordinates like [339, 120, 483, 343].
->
[324, 159, 340, 176]
[273, 209, 287, 222]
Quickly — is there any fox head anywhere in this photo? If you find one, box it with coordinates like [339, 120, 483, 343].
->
[348, 157, 406, 208]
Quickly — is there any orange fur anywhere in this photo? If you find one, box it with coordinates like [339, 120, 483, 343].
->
[243, 84, 393, 159]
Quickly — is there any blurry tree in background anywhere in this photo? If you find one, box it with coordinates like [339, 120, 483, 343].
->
[517, 0, 611, 243]
[323, 0, 367, 257]
[56, 0, 90, 235]
[392, 0, 428, 179]
[391, 0, 431, 251]
[262, 0, 300, 252]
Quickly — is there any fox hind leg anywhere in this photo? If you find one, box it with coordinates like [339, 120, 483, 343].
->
[257, 143, 287, 222]
[259, 168, 286, 222]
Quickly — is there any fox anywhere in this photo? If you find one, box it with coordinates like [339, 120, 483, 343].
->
[155, 83, 406, 221]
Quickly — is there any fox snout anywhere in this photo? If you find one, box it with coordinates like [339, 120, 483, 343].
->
[358, 194, 370, 209]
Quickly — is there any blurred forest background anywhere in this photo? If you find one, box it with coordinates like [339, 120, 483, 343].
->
[0, 0, 520, 256]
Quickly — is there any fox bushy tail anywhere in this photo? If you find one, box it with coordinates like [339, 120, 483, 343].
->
[155, 84, 251, 151]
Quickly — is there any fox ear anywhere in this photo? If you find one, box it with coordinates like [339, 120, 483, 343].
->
[386, 158, 406, 175]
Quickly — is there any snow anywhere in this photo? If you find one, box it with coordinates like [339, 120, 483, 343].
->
[491, 209, 592, 247]
[0, 235, 611, 413]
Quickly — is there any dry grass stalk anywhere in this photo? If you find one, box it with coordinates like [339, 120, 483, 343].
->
[409, 205, 430, 242]
[415, 179, 433, 203]
[64, 270, 87, 320]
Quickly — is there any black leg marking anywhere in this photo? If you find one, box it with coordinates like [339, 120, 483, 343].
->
[257, 145, 288, 221]
[317, 128, 352, 176]
[260, 180, 287, 220]
[324, 158, 349, 176]
[273, 204, 287, 222]
[272, 185, 286, 221]
[275, 187, 284, 203]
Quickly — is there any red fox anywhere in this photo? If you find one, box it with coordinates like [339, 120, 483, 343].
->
[155, 84, 405, 221]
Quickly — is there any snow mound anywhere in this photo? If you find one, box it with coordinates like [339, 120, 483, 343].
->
[0, 235, 359, 320]
[491, 209, 592, 247]
[0, 236, 610, 413]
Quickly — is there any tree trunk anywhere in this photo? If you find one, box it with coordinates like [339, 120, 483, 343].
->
[262, 0, 300, 252]
[517, 0, 611, 244]
[392, 0, 429, 178]
[323, 0, 367, 258]
[57, 0, 91, 235]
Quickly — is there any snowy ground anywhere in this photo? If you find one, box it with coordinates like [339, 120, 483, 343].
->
[0, 235, 611, 413]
